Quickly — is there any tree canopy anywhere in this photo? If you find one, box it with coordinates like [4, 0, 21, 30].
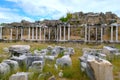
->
[59, 12, 72, 22]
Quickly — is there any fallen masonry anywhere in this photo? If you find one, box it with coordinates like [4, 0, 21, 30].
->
[79, 48, 113, 80]
[56, 55, 72, 67]
[0, 45, 117, 80]
[9, 45, 30, 57]
[0, 45, 74, 80]
[9, 72, 29, 80]
[103, 46, 120, 60]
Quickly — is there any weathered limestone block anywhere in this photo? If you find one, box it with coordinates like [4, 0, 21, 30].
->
[64, 47, 75, 56]
[9, 72, 29, 80]
[11, 55, 27, 67]
[29, 61, 44, 73]
[3, 47, 9, 53]
[51, 49, 58, 57]
[56, 55, 72, 67]
[88, 60, 113, 80]
[26, 56, 44, 68]
[3, 59, 19, 71]
[48, 75, 56, 80]
[45, 55, 55, 61]
[47, 46, 53, 52]
[9, 45, 30, 57]
[0, 62, 10, 75]
[67, 47, 75, 55]
[34, 49, 47, 56]
[102, 46, 120, 59]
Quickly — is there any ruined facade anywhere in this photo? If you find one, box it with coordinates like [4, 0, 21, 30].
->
[0, 12, 120, 43]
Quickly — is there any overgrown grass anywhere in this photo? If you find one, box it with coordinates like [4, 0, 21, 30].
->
[0, 42, 120, 80]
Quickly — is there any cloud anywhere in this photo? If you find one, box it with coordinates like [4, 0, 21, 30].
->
[0, 7, 34, 23]
[6, 0, 72, 19]
[2, 0, 120, 23]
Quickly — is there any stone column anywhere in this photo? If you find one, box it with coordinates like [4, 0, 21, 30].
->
[36, 27, 38, 40]
[28, 27, 30, 40]
[21, 28, 23, 40]
[16, 27, 18, 40]
[88, 26, 90, 41]
[55, 28, 56, 40]
[44, 28, 46, 41]
[10, 28, 12, 40]
[49, 27, 50, 40]
[116, 26, 118, 42]
[96, 27, 97, 41]
[0, 27, 2, 39]
[39, 27, 41, 40]
[64, 25, 66, 40]
[85, 26, 87, 42]
[68, 24, 70, 40]
[111, 26, 113, 42]
[101, 27, 103, 42]
[57, 26, 59, 41]
[59, 25, 62, 41]
[32, 27, 34, 40]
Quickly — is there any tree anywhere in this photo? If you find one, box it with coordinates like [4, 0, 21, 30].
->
[59, 12, 72, 22]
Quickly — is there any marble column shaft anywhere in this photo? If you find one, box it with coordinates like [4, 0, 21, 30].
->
[111, 26, 113, 42]
[64, 25, 66, 40]
[116, 26, 118, 41]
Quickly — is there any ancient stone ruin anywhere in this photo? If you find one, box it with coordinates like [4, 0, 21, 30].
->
[0, 45, 74, 80]
[79, 48, 114, 80]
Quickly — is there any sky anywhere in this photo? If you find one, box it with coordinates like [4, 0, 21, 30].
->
[0, 0, 120, 23]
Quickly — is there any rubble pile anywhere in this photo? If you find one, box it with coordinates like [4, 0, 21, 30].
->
[79, 47, 114, 80]
[0, 45, 75, 80]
